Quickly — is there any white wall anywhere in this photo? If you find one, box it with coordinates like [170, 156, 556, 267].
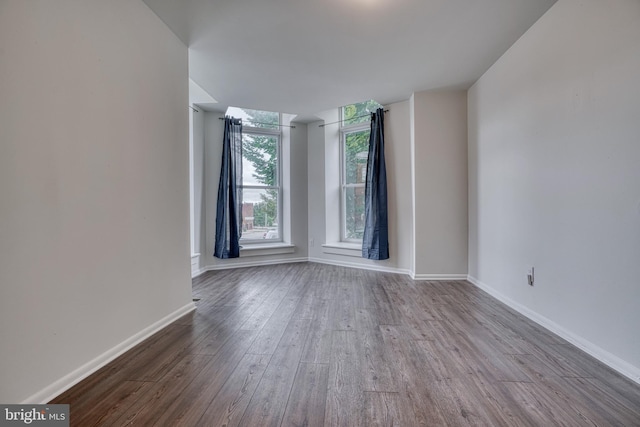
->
[307, 115, 328, 260]
[192, 108, 206, 259]
[0, 0, 193, 403]
[202, 113, 224, 269]
[468, 0, 640, 380]
[386, 101, 413, 273]
[198, 112, 309, 270]
[307, 101, 414, 274]
[188, 79, 213, 262]
[411, 90, 469, 278]
[288, 122, 310, 256]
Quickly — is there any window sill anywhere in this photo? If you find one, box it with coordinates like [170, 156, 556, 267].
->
[322, 242, 362, 258]
[240, 243, 295, 257]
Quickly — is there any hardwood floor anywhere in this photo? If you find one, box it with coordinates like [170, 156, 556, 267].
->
[51, 262, 640, 426]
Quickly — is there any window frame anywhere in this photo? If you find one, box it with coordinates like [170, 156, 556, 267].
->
[239, 117, 283, 245]
[340, 118, 370, 243]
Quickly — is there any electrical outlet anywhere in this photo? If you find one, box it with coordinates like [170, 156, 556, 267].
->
[527, 267, 535, 286]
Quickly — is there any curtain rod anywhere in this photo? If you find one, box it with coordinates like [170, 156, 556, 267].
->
[319, 109, 389, 128]
[218, 117, 296, 129]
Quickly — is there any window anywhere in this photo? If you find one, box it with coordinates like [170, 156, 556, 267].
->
[340, 100, 382, 242]
[226, 107, 281, 243]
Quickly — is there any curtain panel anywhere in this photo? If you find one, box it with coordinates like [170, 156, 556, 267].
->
[214, 116, 243, 258]
[362, 108, 389, 260]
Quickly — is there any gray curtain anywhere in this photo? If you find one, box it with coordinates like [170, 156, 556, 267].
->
[214, 116, 243, 258]
[362, 108, 389, 260]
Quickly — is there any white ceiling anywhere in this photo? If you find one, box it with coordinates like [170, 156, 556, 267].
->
[143, 0, 556, 119]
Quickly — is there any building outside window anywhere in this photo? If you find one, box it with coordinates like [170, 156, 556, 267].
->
[226, 106, 282, 243]
[340, 100, 382, 242]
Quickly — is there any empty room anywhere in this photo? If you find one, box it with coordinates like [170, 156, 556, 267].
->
[1, 0, 639, 425]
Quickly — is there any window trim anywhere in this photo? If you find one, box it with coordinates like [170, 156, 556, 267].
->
[239, 116, 283, 244]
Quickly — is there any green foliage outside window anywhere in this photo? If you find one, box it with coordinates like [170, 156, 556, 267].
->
[252, 189, 277, 228]
[342, 99, 382, 126]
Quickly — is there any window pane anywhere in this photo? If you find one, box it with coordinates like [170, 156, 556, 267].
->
[344, 186, 365, 240]
[344, 130, 369, 185]
[341, 100, 382, 126]
[242, 134, 278, 186]
[226, 106, 279, 129]
[241, 188, 279, 241]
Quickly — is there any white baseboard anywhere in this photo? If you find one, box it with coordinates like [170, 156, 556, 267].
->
[23, 302, 196, 404]
[192, 267, 207, 278]
[467, 275, 640, 386]
[193, 257, 308, 278]
[308, 257, 411, 276]
[411, 273, 468, 281]
[196, 256, 462, 281]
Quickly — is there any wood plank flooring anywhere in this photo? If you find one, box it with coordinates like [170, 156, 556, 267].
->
[51, 262, 640, 426]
